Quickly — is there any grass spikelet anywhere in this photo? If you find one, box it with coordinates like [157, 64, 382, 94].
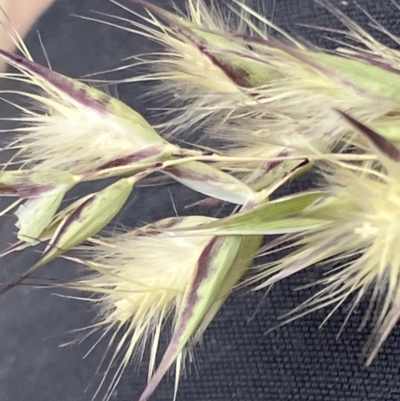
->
[0, 49, 177, 176]
[109, 0, 400, 164]
[138, 232, 262, 401]
[64, 215, 262, 400]
[100, 0, 268, 140]
[0, 174, 146, 296]
[68, 216, 216, 399]
[253, 115, 400, 364]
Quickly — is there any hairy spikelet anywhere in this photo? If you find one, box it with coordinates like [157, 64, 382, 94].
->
[102, 0, 258, 138]
[68, 214, 262, 401]
[254, 116, 400, 364]
[93, 0, 400, 193]
[70, 216, 215, 399]
[0, 50, 176, 176]
[105, 1, 400, 153]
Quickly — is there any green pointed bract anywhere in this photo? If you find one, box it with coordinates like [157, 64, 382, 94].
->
[138, 233, 262, 401]
[245, 35, 400, 102]
[0, 170, 77, 243]
[15, 193, 65, 243]
[129, 0, 282, 88]
[40, 195, 95, 239]
[10, 194, 102, 256]
[310, 52, 400, 104]
[171, 191, 328, 235]
[35, 177, 137, 267]
[164, 160, 256, 205]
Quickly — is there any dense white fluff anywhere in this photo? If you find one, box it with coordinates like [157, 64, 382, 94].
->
[73, 216, 215, 400]
[0, 50, 173, 175]
[254, 154, 400, 364]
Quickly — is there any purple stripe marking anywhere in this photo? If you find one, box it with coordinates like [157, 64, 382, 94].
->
[96, 146, 165, 171]
[46, 196, 95, 253]
[199, 45, 253, 88]
[17, 184, 56, 198]
[0, 49, 108, 113]
[165, 166, 225, 184]
[0, 186, 18, 196]
[0, 184, 56, 198]
[338, 110, 400, 162]
[138, 236, 220, 401]
[128, 0, 254, 87]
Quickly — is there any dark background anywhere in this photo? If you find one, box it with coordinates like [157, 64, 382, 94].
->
[1, 1, 400, 400]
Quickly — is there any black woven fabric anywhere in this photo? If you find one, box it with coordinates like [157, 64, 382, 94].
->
[1, 1, 400, 400]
